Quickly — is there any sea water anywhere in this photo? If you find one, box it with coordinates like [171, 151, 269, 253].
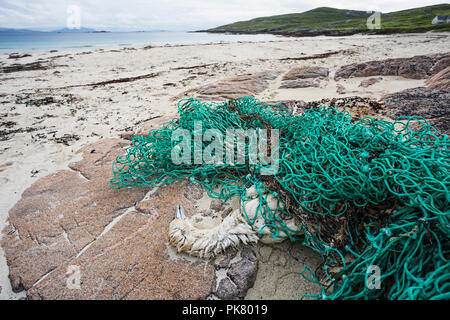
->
[0, 31, 288, 52]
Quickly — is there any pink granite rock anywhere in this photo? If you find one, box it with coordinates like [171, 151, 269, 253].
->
[335, 53, 449, 80]
[1, 138, 216, 299]
[426, 66, 450, 91]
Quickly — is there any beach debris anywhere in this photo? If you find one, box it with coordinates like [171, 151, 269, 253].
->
[172, 63, 215, 70]
[133, 115, 161, 126]
[50, 53, 71, 59]
[295, 96, 385, 121]
[0, 112, 18, 117]
[34, 113, 56, 120]
[31, 133, 47, 141]
[53, 134, 80, 146]
[279, 49, 354, 61]
[175, 71, 281, 101]
[0, 162, 13, 172]
[25, 96, 55, 106]
[283, 66, 329, 80]
[76, 51, 93, 55]
[119, 115, 163, 140]
[0, 126, 44, 141]
[0, 121, 16, 129]
[1, 61, 50, 73]
[15, 93, 76, 106]
[383, 87, 450, 134]
[168, 186, 296, 258]
[7, 53, 32, 59]
[280, 66, 329, 89]
[56, 72, 161, 89]
[61, 93, 78, 104]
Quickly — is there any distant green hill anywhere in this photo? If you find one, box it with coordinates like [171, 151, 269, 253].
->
[206, 4, 450, 34]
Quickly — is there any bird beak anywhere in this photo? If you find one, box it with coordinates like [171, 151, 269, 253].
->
[176, 204, 186, 219]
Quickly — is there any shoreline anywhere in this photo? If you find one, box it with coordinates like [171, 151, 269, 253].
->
[4, 31, 446, 55]
[0, 31, 289, 54]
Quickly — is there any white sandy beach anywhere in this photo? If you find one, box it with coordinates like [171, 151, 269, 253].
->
[0, 32, 449, 299]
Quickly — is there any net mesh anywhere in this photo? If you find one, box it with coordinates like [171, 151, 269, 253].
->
[111, 97, 449, 300]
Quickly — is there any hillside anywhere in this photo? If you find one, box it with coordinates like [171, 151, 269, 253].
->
[206, 4, 450, 34]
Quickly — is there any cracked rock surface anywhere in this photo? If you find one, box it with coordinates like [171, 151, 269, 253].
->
[1, 138, 216, 299]
[383, 87, 450, 134]
[426, 66, 450, 91]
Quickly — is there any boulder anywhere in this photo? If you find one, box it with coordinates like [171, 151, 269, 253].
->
[174, 71, 281, 101]
[213, 247, 259, 299]
[335, 52, 449, 80]
[383, 87, 450, 134]
[426, 66, 450, 91]
[280, 67, 328, 89]
[282, 67, 329, 80]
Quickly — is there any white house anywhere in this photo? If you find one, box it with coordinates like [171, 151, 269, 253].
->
[432, 15, 450, 24]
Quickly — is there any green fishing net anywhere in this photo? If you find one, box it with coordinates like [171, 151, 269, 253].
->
[110, 97, 449, 300]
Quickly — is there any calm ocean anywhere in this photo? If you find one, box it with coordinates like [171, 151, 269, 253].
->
[0, 31, 288, 52]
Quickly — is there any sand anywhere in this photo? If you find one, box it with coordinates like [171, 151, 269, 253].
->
[0, 32, 449, 299]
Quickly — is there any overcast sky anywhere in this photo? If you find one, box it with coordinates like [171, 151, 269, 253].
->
[0, 0, 446, 31]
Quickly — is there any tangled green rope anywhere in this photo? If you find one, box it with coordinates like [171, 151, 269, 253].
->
[111, 97, 449, 300]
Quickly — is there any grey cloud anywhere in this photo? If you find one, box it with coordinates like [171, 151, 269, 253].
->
[0, 0, 445, 31]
